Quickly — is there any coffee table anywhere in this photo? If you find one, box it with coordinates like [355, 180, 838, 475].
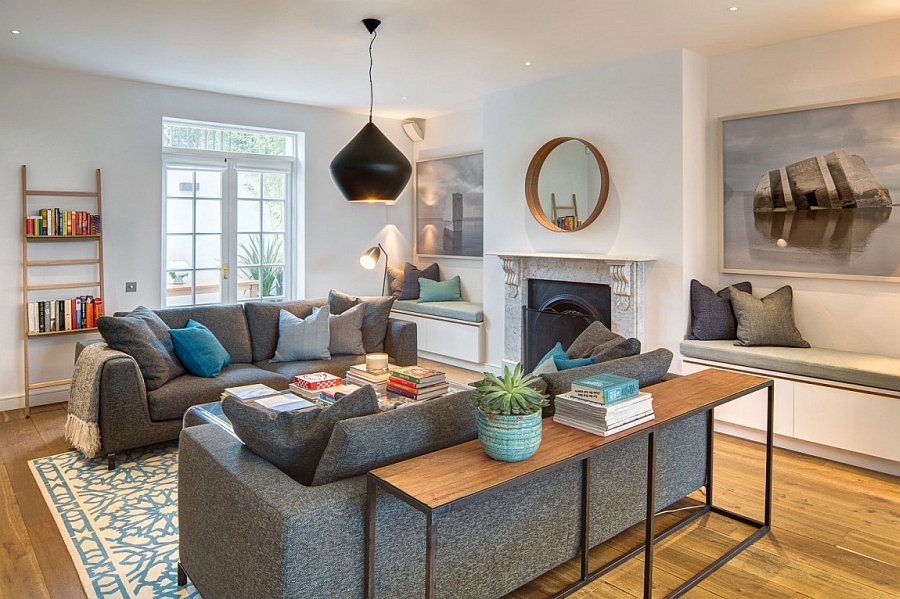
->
[365, 368, 774, 599]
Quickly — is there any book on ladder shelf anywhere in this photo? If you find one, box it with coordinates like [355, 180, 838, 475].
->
[21, 165, 105, 417]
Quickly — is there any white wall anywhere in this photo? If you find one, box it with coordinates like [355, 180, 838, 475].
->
[413, 107, 485, 304]
[703, 19, 900, 357]
[0, 63, 411, 409]
[482, 50, 690, 370]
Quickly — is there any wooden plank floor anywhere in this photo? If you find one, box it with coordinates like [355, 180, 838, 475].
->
[2, 371, 898, 598]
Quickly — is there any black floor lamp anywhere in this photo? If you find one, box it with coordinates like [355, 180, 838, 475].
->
[360, 243, 389, 296]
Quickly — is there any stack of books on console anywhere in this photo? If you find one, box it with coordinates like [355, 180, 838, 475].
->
[344, 363, 395, 396]
[289, 372, 342, 400]
[553, 373, 654, 437]
[386, 366, 449, 401]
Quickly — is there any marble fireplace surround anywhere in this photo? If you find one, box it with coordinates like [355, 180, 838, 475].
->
[487, 252, 654, 365]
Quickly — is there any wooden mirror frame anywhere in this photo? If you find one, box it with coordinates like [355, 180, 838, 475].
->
[525, 137, 610, 232]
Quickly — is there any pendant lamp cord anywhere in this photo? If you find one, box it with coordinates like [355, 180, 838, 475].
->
[368, 29, 376, 124]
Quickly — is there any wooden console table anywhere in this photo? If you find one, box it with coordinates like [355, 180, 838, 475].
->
[365, 369, 774, 598]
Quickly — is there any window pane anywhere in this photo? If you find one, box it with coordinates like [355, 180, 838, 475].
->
[195, 234, 221, 269]
[196, 199, 221, 234]
[241, 266, 282, 299]
[263, 173, 285, 200]
[195, 270, 221, 305]
[238, 268, 260, 300]
[163, 123, 294, 156]
[166, 199, 193, 234]
[262, 233, 285, 264]
[237, 234, 260, 267]
[237, 200, 261, 232]
[263, 201, 284, 232]
[166, 235, 194, 269]
[166, 170, 194, 198]
[195, 171, 223, 199]
[238, 171, 261, 199]
[165, 270, 193, 307]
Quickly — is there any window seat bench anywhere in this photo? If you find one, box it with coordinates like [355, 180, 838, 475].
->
[680, 339, 900, 476]
[391, 300, 484, 368]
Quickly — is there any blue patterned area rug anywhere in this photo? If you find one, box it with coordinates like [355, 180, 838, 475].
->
[29, 442, 200, 598]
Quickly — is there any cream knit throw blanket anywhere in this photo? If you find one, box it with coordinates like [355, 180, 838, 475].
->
[66, 343, 122, 459]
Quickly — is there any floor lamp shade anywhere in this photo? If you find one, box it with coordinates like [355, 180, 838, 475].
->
[330, 124, 412, 203]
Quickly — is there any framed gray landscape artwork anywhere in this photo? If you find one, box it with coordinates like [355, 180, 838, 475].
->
[415, 152, 484, 258]
[720, 96, 900, 281]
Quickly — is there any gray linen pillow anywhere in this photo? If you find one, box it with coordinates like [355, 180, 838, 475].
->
[566, 321, 621, 359]
[270, 306, 331, 362]
[386, 265, 405, 298]
[328, 302, 366, 355]
[590, 337, 641, 363]
[328, 289, 395, 353]
[311, 391, 478, 486]
[730, 286, 810, 348]
[689, 280, 753, 340]
[96, 306, 185, 390]
[223, 385, 380, 485]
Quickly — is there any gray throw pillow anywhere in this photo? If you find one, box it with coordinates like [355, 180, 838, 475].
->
[329, 302, 366, 355]
[730, 286, 810, 348]
[270, 306, 331, 362]
[566, 321, 621, 359]
[223, 385, 380, 485]
[386, 265, 405, 298]
[398, 262, 439, 301]
[311, 391, 478, 486]
[590, 337, 641, 363]
[328, 289, 395, 353]
[688, 280, 753, 340]
[96, 306, 185, 390]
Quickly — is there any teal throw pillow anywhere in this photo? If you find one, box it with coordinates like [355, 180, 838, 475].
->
[271, 306, 331, 362]
[537, 342, 596, 371]
[169, 319, 231, 378]
[418, 276, 462, 303]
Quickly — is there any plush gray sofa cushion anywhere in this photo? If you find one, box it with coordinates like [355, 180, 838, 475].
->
[244, 299, 327, 362]
[97, 306, 185, 391]
[730, 285, 810, 348]
[566, 321, 620, 359]
[147, 363, 289, 421]
[541, 348, 674, 413]
[328, 302, 366, 356]
[153, 304, 254, 364]
[311, 390, 478, 485]
[223, 385, 380, 485]
[328, 289, 396, 353]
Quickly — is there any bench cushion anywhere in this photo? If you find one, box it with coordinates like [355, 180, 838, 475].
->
[393, 299, 484, 323]
[680, 340, 900, 392]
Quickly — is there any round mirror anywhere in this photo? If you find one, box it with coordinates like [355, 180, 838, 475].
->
[525, 137, 609, 232]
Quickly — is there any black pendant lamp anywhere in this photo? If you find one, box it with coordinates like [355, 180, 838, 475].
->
[330, 18, 412, 203]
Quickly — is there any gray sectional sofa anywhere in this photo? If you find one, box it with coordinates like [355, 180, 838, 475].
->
[77, 298, 417, 467]
[178, 348, 709, 599]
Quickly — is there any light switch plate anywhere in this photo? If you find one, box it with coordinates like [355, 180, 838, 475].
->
[125, 282, 137, 292]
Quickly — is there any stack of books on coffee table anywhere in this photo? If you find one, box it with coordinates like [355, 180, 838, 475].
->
[553, 373, 654, 436]
[386, 366, 449, 402]
[344, 363, 395, 395]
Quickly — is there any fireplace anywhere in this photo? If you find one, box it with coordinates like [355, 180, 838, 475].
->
[488, 251, 653, 369]
[522, 279, 612, 371]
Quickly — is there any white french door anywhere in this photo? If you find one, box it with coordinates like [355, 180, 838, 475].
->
[163, 155, 293, 307]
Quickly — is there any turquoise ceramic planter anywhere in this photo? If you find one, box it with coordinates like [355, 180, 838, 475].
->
[476, 410, 543, 462]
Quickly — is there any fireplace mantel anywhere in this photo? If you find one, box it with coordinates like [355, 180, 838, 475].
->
[486, 251, 655, 365]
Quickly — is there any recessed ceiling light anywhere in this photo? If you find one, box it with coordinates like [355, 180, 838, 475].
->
[10, 29, 21, 35]
[728, 6, 739, 11]
[524, 62, 532, 66]
[402, 96, 408, 100]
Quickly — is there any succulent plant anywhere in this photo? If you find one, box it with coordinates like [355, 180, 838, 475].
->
[469, 363, 549, 416]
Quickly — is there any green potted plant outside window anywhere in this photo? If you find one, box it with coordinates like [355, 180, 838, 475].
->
[469, 363, 549, 462]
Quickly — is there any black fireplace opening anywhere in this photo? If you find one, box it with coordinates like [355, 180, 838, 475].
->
[522, 279, 612, 372]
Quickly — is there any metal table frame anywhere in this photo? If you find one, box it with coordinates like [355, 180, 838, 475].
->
[365, 376, 774, 599]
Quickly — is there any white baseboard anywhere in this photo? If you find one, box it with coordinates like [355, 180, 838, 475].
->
[0, 385, 69, 412]
[715, 420, 900, 478]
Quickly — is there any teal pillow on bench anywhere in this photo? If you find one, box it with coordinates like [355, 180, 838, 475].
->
[169, 319, 231, 377]
[418, 275, 462, 303]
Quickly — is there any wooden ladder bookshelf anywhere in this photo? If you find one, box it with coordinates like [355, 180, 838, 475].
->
[21, 166, 105, 417]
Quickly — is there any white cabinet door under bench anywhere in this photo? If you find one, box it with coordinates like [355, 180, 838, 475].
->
[391, 310, 484, 367]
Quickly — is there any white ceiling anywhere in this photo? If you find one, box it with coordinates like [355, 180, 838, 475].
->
[2, 0, 899, 119]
